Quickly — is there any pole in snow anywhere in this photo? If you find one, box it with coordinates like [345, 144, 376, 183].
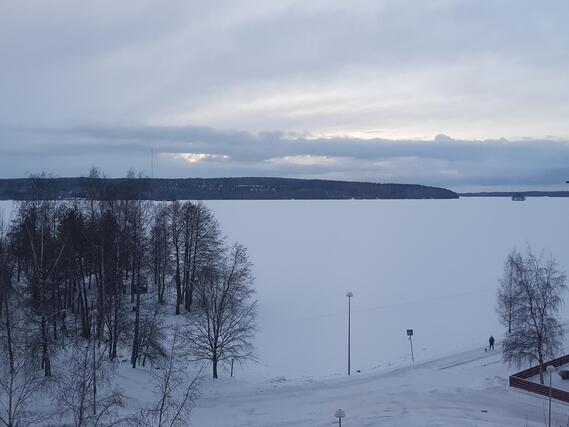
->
[407, 329, 415, 365]
[346, 291, 354, 376]
[547, 365, 556, 427]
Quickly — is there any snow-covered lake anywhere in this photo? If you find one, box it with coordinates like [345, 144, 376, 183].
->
[2, 198, 568, 379]
[205, 198, 569, 378]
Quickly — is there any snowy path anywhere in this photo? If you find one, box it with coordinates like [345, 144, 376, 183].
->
[192, 346, 569, 427]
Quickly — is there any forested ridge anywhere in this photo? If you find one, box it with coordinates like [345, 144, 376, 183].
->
[0, 176, 458, 200]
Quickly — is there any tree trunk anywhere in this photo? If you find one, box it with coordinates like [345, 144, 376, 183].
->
[130, 248, 136, 304]
[131, 286, 141, 368]
[111, 297, 119, 360]
[92, 320, 97, 416]
[5, 296, 15, 427]
[97, 241, 104, 341]
[175, 261, 181, 315]
[212, 354, 218, 379]
[41, 315, 51, 377]
[5, 296, 14, 375]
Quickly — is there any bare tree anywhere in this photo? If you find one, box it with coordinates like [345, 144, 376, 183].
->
[54, 339, 123, 426]
[150, 205, 170, 305]
[497, 250, 523, 334]
[137, 296, 167, 368]
[167, 202, 223, 315]
[0, 272, 49, 427]
[168, 202, 184, 315]
[12, 198, 67, 377]
[1, 208, 52, 426]
[500, 247, 566, 384]
[0, 214, 11, 319]
[138, 327, 201, 427]
[180, 202, 223, 313]
[129, 198, 153, 369]
[186, 243, 256, 379]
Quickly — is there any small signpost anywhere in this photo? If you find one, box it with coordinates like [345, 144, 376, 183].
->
[407, 329, 415, 365]
[346, 291, 354, 376]
[334, 408, 346, 426]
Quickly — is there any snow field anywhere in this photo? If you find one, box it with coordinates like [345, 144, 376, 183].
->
[2, 197, 569, 426]
[203, 198, 569, 377]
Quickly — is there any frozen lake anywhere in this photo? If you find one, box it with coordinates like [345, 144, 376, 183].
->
[204, 198, 569, 378]
[2, 198, 568, 378]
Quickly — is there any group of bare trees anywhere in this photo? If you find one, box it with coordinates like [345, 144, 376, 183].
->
[0, 170, 257, 425]
[497, 247, 567, 384]
[150, 201, 257, 380]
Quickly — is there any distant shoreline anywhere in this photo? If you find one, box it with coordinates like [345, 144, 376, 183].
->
[0, 177, 458, 200]
[460, 191, 569, 198]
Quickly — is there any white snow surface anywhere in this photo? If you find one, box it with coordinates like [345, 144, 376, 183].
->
[202, 198, 569, 378]
[1, 197, 569, 426]
[189, 344, 569, 426]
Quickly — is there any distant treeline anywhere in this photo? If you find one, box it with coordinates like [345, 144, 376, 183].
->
[460, 191, 569, 198]
[0, 176, 459, 200]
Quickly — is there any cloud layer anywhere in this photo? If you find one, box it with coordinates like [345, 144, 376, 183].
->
[1, 1, 569, 189]
[1, 126, 568, 191]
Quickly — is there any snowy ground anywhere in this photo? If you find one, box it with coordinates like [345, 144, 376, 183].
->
[190, 343, 569, 426]
[2, 197, 569, 426]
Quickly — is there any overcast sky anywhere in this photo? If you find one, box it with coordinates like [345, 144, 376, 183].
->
[1, 0, 569, 190]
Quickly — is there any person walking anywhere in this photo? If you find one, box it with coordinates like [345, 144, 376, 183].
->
[488, 335, 495, 351]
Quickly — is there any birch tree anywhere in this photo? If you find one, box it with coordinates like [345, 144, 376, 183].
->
[499, 247, 566, 384]
[497, 250, 523, 334]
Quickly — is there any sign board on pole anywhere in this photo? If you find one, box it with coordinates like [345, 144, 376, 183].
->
[407, 329, 413, 336]
[335, 409, 345, 419]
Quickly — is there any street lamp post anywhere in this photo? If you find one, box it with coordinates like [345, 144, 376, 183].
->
[334, 409, 346, 427]
[547, 364, 557, 427]
[346, 291, 354, 376]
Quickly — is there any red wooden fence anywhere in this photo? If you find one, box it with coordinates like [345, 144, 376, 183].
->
[509, 354, 569, 403]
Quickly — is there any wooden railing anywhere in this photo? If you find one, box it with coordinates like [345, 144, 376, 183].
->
[509, 355, 569, 403]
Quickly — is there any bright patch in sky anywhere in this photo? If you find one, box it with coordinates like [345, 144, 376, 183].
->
[166, 153, 231, 163]
[265, 155, 339, 167]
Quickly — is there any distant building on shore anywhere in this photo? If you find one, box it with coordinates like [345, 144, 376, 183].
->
[512, 193, 526, 201]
